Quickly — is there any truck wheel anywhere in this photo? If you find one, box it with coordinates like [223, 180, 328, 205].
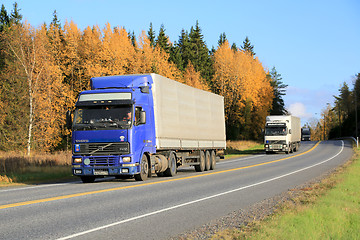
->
[135, 154, 149, 181]
[81, 176, 95, 183]
[195, 151, 205, 172]
[205, 151, 211, 171]
[210, 150, 216, 170]
[164, 152, 177, 177]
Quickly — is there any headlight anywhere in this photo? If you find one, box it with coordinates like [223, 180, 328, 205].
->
[122, 157, 131, 163]
[265, 144, 269, 148]
[283, 144, 287, 148]
[73, 158, 82, 163]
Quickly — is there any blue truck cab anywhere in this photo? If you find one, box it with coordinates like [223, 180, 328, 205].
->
[68, 75, 156, 183]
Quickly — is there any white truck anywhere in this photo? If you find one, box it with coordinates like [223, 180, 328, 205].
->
[264, 115, 301, 154]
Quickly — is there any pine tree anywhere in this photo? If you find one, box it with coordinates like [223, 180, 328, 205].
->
[10, 2, 22, 24]
[268, 67, 288, 115]
[241, 36, 255, 56]
[147, 22, 155, 47]
[0, 4, 10, 32]
[169, 42, 183, 71]
[51, 10, 61, 29]
[188, 21, 213, 83]
[155, 24, 170, 53]
[231, 42, 237, 51]
[218, 32, 227, 46]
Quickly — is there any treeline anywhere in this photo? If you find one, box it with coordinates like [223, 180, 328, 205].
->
[311, 73, 360, 140]
[0, 3, 287, 154]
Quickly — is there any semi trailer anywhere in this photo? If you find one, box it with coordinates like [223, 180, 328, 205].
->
[66, 73, 226, 183]
[264, 115, 301, 154]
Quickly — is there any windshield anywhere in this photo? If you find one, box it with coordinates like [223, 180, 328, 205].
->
[265, 127, 287, 136]
[302, 130, 310, 135]
[73, 105, 132, 130]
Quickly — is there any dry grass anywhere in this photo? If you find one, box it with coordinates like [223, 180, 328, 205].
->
[0, 151, 71, 172]
[226, 140, 262, 151]
[0, 151, 72, 184]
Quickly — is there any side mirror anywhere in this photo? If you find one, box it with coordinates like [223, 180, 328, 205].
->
[289, 129, 292, 134]
[66, 110, 72, 130]
[139, 111, 146, 124]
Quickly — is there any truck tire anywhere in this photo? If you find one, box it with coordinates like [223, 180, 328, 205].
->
[164, 152, 177, 177]
[205, 150, 211, 171]
[135, 154, 149, 181]
[210, 150, 216, 170]
[81, 176, 95, 183]
[195, 151, 205, 172]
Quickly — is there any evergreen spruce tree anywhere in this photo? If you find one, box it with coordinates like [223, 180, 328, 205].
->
[51, 10, 61, 29]
[0, 4, 10, 32]
[218, 32, 227, 46]
[231, 42, 237, 51]
[177, 29, 190, 68]
[130, 31, 136, 47]
[155, 24, 170, 53]
[188, 21, 213, 82]
[0, 4, 10, 69]
[169, 42, 184, 71]
[10, 2, 22, 24]
[268, 67, 288, 115]
[241, 36, 255, 56]
[147, 22, 156, 47]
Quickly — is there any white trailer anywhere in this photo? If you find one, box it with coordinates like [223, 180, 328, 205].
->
[264, 115, 301, 154]
[151, 74, 226, 150]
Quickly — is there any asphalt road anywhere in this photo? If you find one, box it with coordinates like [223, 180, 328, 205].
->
[0, 140, 353, 240]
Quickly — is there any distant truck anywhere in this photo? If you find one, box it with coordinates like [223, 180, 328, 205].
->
[301, 128, 311, 141]
[264, 115, 301, 154]
[66, 74, 226, 183]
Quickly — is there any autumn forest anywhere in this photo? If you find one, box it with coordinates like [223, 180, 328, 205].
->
[0, 3, 288, 155]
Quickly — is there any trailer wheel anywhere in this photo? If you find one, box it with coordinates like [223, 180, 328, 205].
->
[81, 176, 95, 183]
[135, 154, 149, 181]
[195, 151, 205, 172]
[205, 151, 211, 171]
[164, 152, 177, 177]
[210, 150, 216, 170]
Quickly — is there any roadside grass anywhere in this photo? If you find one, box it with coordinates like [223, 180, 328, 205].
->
[225, 140, 263, 159]
[0, 141, 263, 185]
[0, 151, 74, 186]
[212, 147, 360, 239]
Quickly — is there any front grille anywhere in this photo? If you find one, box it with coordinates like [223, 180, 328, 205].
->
[89, 156, 117, 166]
[267, 140, 286, 145]
[73, 142, 130, 155]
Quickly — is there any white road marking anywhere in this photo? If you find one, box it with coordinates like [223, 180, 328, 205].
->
[57, 141, 344, 240]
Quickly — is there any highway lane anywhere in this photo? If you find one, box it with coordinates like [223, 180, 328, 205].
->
[0, 140, 353, 240]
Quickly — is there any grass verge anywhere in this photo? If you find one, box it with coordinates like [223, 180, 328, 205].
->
[225, 140, 263, 159]
[212, 148, 360, 239]
[0, 151, 74, 186]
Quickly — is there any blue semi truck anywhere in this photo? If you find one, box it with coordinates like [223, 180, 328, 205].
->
[66, 74, 226, 183]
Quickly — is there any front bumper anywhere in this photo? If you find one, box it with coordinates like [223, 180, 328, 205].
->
[72, 155, 140, 176]
[264, 143, 288, 152]
[72, 165, 139, 176]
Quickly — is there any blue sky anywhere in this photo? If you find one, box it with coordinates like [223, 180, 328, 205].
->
[2, 0, 360, 125]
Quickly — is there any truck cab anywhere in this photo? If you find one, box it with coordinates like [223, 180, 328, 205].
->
[264, 115, 301, 154]
[68, 75, 155, 183]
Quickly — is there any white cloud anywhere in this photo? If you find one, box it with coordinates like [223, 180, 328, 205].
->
[288, 102, 313, 119]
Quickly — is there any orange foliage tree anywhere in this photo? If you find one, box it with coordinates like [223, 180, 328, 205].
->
[212, 41, 273, 139]
[3, 23, 72, 154]
[0, 17, 278, 152]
